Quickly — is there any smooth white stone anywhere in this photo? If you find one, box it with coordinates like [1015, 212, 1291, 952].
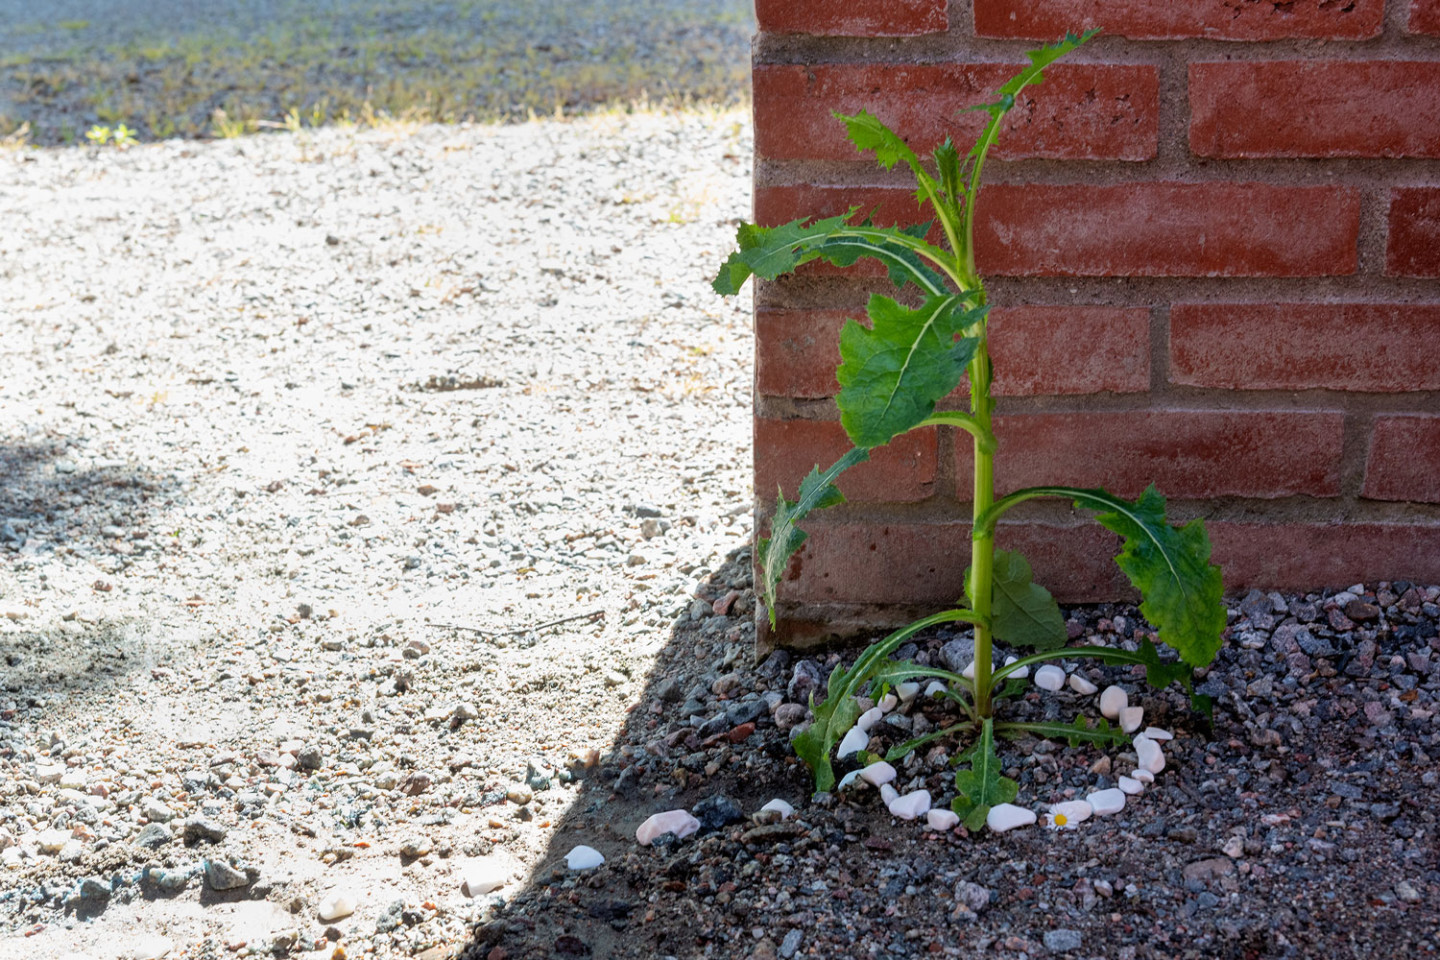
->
[760, 799, 795, 820]
[1045, 800, 1093, 829]
[1033, 665, 1066, 691]
[896, 681, 921, 704]
[1134, 734, 1166, 774]
[636, 810, 701, 846]
[317, 892, 357, 922]
[986, 803, 1037, 833]
[1087, 788, 1126, 816]
[1118, 776, 1144, 795]
[1004, 656, 1030, 680]
[888, 789, 932, 820]
[1142, 727, 1174, 741]
[1120, 706, 1145, 734]
[126, 936, 174, 960]
[36, 829, 69, 854]
[879, 784, 899, 805]
[961, 661, 976, 680]
[878, 693, 898, 712]
[859, 761, 897, 786]
[925, 808, 960, 831]
[1099, 685, 1129, 720]
[856, 707, 885, 732]
[565, 845, 605, 870]
[837, 770, 861, 790]
[1068, 674, 1099, 695]
[1132, 769, 1155, 784]
[462, 861, 510, 896]
[923, 680, 947, 698]
[836, 726, 869, 760]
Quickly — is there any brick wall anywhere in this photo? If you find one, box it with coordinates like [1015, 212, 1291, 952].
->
[750, 0, 1440, 645]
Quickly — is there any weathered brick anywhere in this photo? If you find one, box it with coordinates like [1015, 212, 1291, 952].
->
[954, 411, 1346, 499]
[756, 182, 1360, 278]
[754, 418, 938, 503]
[757, 0, 947, 36]
[1363, 416, 1440, 504]
[1388, 188, 1440, 278]
[1210, 522, 1440, 590]
[754, 63, 1158, 163]
[1190, 61, 1440, 159]
[1170, 303, 1440, 392]
[974, 0, 1383, 40]
[756, 306, 1150, 399]
[1411, 0, 1440, 34]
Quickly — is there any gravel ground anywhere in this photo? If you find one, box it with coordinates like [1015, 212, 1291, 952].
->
[0, 109, 753, 958]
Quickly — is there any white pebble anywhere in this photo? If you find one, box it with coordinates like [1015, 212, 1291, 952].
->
[1142, 727, 1174, 741]
[923, 680, 947, 698]
[1132, 769, 1155, 784]
[317, 892, 357, 922]
[1087, 788, 1127, 816]
[888, 789, 932, 820]
[1068, 674, 1098, 695]
[636, 810, 701, 846]
[1045, 800, 1092, 829]
[564, 845, 605, 870]
[1120, 706, 1144, 734]
[837, 770, 861, 790]
[1134, 734, 1166, 774]
[36, 829, 69, 854]
[878, 693, 898, 712]
[856, 706, 885, 732]
[462, 860, 510, 896]
[896, 681, 921, 704]
[1099, 685, 1128, 720]
[760, 798, 795, 820]
[1003, 655, 1030, 680]
[125, 936, 174, 960]
[880, 784, 899, 805]
[859, 760, 897, 786]
[1033, 665, 1066, 691]
[925, 808, 960, 831]
[836, 725, 869, 760]
[1118, 776, 1144, 795]
[961, 661, 976, 680]
[986, 803, 1037, 833]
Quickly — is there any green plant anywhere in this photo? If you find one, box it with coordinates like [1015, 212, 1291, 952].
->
[712, 33, 1225, 824]
[84, 124, 111, 145]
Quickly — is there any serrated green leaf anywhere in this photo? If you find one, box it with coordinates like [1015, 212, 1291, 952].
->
[950, 719, 1018, 832]
[757, 447, 870, 627]
[835, 109, 922, 174]
[995, 715, 1129, 749]
[934, 138, 962, 203]
[884, 720, 974, 764]
[836, 293, 983, 448]
[990, 549, 1066, 651]
[989, 676, 1030, 705]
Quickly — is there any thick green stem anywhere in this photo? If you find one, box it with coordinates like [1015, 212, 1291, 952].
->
[968, 321, 996, 718]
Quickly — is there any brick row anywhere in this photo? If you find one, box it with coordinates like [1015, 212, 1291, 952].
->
[757, 0, 947, 36]
[973, 0, 1383, 40]
[1364, 416, 1440, 504]
[1412, 0, 1440, 34]
[754, 419, 938, 504]
[754, 63, 1157, 163]
[1170, 303, 1440, 392]
[1388, 188, 1440, 278]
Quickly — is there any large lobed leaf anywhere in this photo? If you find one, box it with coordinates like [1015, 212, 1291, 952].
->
[836, 293, 984, 448]
[988, 549, 1067, 651]
[791, 662, 862, 794]
[951, 719, 1019, 832]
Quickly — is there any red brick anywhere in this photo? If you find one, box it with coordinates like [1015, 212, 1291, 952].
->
[954, 411, 1345, 499]
[1411, 0, 1440, 34]
[1190, 62, 1440, 159]
[754, 418, 938, 503]
[754, 63, 1157, 163]
[756, 182, 1360, 278]
[974, 0, 1383, 40]
[1363, 416, 1440, 504]
[1170, 303, 1440, 392]
[1388, 188, 1440, 278]
[756, 306, 1150, 399]
[757, 0, 947, 36]
[1210, 522, 1440, 590]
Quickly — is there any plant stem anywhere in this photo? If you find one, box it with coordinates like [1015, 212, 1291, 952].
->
[968, 298, 996, 719]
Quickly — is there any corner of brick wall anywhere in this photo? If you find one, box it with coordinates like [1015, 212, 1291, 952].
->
[751, 0, 1440, 646]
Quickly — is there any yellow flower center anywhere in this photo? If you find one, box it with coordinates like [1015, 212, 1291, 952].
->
[1054, 814, 1068, 826]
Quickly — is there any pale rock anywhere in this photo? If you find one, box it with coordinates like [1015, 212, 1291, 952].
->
[1132, 769, 1155, 784]
[859, 760, 897, 786]
[1142, 727, 1174, 741]
[925, 808, 960, 831]
[887, 789, 932, 820]
[462, 861, 511, 896]
[1087, 788, 1126, 816]
[1068, 674, 1098, 695]
[58, 770, 87, 791]
[1099, 685, 1128, 720]
[59, 840, 85, 862]
[317, 892, 356, 922]
[879, 784, 899, 806]
[836, 726, 869, 760]
[837, 770, 861, 790]
[878, 693, 898, 712]
[1033, 665, 1065, 691]
[1003, 655, 1030, 680]
[36, 829, 69, 854]
[1120, 706, 1144, 734]
[923, 680, 947, 698]
[565, 845, 605, 870]
[760, 799, 795, 820]
[961, 661, 976, 680]
[141, 797, 176, 823]
[896, 681, 920, 704]
[34, 764, 64, 785]
[986, 803, 1037, 833]
[855, 707, 885, 732]
[1045, 800, 1092, 829]
[1134, 734, 1166, 774]
[1118, 776, 1144, 795]
[1221, 836, 1244, 859]
[636, 810, 700, 846]
[125, 936, 174, 960]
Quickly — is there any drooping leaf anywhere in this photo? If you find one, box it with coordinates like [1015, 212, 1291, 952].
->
[814, 227, 948, 294]
[995, 715, 1129, 749]
[836, 293, 984, 448]
[757, 447, 870, 626]
[885, 721, 974, 763]
[989, 549, 1067, 651]
[987, 639, 1211, 717]
[989, 676, 1030, 705]
[950, 719, 1019, 832]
